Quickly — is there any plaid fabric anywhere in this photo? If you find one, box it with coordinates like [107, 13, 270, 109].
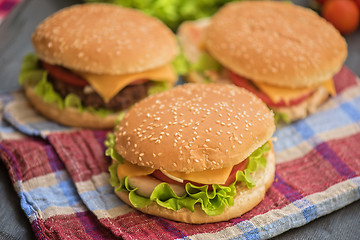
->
[0, 66, 359, 239]
[0, 0, 21, 23]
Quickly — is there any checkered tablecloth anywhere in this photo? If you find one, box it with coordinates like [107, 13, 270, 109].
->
[0, 66, 359, 239]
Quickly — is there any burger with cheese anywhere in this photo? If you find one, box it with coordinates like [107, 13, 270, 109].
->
[19, 3, 179, 129]
[107, 83, 276, 223]
[178, 1, 347, 122]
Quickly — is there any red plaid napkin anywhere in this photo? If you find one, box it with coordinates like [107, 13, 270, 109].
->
[0, 0, 21, 22]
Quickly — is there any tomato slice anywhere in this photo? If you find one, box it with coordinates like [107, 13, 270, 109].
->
[129, 79, 149, 85]
[42, 61, 149, 87]
[222, 159, 248, 186]
[228, 71, 312, 107]
[41, 62, 89, 87]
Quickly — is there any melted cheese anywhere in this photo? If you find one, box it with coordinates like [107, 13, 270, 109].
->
[166, 167, 233, 185]
[253, 78, 335, 104]
[322, 78, 336, 96]
[117, 160, 233, 184]
[117, 161, 155, 179]
[77, 64, 177, 103]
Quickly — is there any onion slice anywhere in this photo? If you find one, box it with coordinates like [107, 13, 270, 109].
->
[160, 170, 184, 183]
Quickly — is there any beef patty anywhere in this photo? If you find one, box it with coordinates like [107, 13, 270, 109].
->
[49, 76, 151, 111]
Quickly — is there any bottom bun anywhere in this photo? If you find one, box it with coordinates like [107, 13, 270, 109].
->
[24, 84, 120, 129]
[115, 149, 276, 224]
[273, 85, 330, 122]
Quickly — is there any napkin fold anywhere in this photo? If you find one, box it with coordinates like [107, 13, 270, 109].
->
[0, 66, 359, 239]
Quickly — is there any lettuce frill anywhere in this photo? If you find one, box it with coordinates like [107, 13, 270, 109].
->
[107, 132, 270, 216]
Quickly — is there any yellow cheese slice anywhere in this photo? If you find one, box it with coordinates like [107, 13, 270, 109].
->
[253, 78, 335, 104]
[117, 161, 155, 179]
[322, 78, 336, 96]
[117, 160, 233, 184]
[77, 64, 177, 103]
[166, 166, 233, 185]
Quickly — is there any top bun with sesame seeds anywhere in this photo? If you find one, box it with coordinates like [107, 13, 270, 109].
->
[109, 83, 276, 223]
[205, 1, 347, 88]
[115, 83, 275, 172]
[32, 3, 178, 75]
[178, 1, 347, 122]
[21, 3, 179, 129]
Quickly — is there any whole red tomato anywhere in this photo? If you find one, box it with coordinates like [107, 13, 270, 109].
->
[353, 0, 360, 8]
[322, 0, 360, 35]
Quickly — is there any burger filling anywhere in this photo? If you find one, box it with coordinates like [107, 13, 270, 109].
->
[106, 133, 272, 216]
[48, 73, 151, 112]
[19, 54, 177, 116]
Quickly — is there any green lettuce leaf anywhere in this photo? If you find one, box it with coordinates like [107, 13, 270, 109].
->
[172, 50, 190, 75]
[274, 111, 291, 124]
[85, 0, 239, 30]
[64, 93, 83, 110]
[109, 161, 121, 188]
[34, 72, 64, 109]
[18, 54, 45, 86]
[108, 141, 271, 216]
[147, 81, 171, 95]
[105, 133, 124, 163]
[190, 52, 220, 73]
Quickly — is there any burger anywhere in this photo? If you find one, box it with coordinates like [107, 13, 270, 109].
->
[107, 83, 275, 223]
[18, 3, 179, 129]
[177, 1, 347, 122]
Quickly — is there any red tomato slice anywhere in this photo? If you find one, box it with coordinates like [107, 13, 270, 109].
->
[41, 62, 89, 87]
[42, 61, 149, 87]
[228, 71, 312, 107]
[222, 159, 248, 186]
[129, 79, 149, 85]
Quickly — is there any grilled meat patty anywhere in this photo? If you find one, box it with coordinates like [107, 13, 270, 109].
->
[49, 76, 151, 111]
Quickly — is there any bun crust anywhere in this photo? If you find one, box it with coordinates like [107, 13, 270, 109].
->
[32, 3, 178, 75]
[115, 148, 276, 224]
[25, 84, 120, 129]
[115, 83, 275, 172]
[206, 1, 347, 88]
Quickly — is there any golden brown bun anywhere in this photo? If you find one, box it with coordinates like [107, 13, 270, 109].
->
[206, 1, 347, 88]
[24, 84, 120, 129]
[115, 83, 275, 173]
[32, 3, 178, 75]
[177, 18, 211, 64]
[115, 148, 276, 224]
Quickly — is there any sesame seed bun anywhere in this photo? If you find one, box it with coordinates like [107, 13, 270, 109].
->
[24, 84, 119, 129]
[115, 83, 275, 173]
[32, 3, 178, 75]
[115, 147, 276, 224]
[206, 1, 347, 88]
